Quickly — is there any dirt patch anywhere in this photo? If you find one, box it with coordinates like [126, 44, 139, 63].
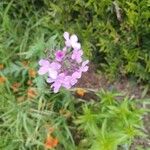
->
[76, 63, 146, 98]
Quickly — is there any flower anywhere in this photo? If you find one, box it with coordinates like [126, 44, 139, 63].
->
[71, 60, 89, 79]
[0, 64, 4, 70]
[50, 73, 65, 93]
[63, 32, 81, 49]
[27, 88, 37, 99]
[38, 32, 89, 93]
[38, 59, 50, 75]
[11, 82, 21, 92]
[79, 60, 89, 72]
[0, 76, 6, 84]
[27, 80, 33, 86]
[38, 59, 61, 79]
[45, 135, 58, 149]
[76, 88, 86, 97]
[71, 49, 83, 63]
[21, 61, 29, 68]
[55, 50, 65, 62]
[28, 68, 36, 78]
[49, 73, 79, 93]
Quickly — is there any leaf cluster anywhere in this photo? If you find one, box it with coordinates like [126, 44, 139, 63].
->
[76, 90, 146, 150]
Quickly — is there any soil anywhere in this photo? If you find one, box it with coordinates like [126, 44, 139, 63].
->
[75, 63, 150, 150]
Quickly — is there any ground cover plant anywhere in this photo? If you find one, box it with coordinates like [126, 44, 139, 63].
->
[0, 0, 150, 150]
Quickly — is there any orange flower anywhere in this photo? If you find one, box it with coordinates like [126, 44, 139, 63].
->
[21, 61, 29, 68]
[0, 76, 6, 84]
[28, 68, 36, 78]
[0, 64, 4, 70]
[27, 88, 37, 98]
[27, 80, 33, 86]
[45, 135, 58, 149]
[11, 82, 21, 92]
[76, 88, 86, 97]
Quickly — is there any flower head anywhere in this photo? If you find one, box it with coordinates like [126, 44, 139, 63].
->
[11, 82, 21, 92]
[27, 88, 37, 99]
[80, 60, 89, 72]
[76, 88, 86, 97]
[45, 135, 58, 149]
[55, 50, 65, 62]
[28, 68, 36, 78]
[71, 49, 83, 63]
[0, 76, 6, 84]
[0, 64, 4, 70]
[38, 32, 89, 93]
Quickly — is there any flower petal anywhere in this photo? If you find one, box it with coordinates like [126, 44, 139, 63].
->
[63, 32, 69, 40]
[47, 78, 55, 83]
[50, 62, 61, 70]
[39, 59, 50, 66]
[55, 50, 65, 62]
[76, 57, 82, 63]
[65, 40, 71, 47]
[82, 66, 89, 72]
[38, 67, 48, 75]
[48, 68, 58, 79]
[70, 78, 77, 85]
[72, 71, 81, 79]
[70, 34, 78, 43]
[72, 42, 81, 50]
[51, 82, 61, 93]
[82, 60, 89, 66]
[63, 76, 71, 89]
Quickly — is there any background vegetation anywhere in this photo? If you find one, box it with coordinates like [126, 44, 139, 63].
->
[1, 0, 150, 81]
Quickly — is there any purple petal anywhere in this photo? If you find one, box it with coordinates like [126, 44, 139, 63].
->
[48, 68, 58, 79]
[82, 66, 89, 72]
[55, 50, 65, 62]
[38, 66, 49, 75]
[71, 53, 75, 60]
[58, 73, 65, 78]
[71, 49, 78, 59]
[39, 59, 50, 66]
[51, 82, 61, 93]
[64, 76, 72, 88]
[63, 32, 69, 40]
[50, 62, 61, 70]
[79, 50, 83, 55]
[72, 42, 81, 50]
[47, 78, 55, 83]
[63, 47, 67, 53]
[72, 71, 81, 79]
[70, 78, 77, 85]
[76, 57, 82, 63]
[82, 60, 89, 66]
[63, 82, 71, 89]
[70, 34, 78, 43]
[71, 49, 83, 63]
[65, 40, 71, 47]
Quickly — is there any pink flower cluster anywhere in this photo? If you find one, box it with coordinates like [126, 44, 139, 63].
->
[38, 32, 89, 93]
